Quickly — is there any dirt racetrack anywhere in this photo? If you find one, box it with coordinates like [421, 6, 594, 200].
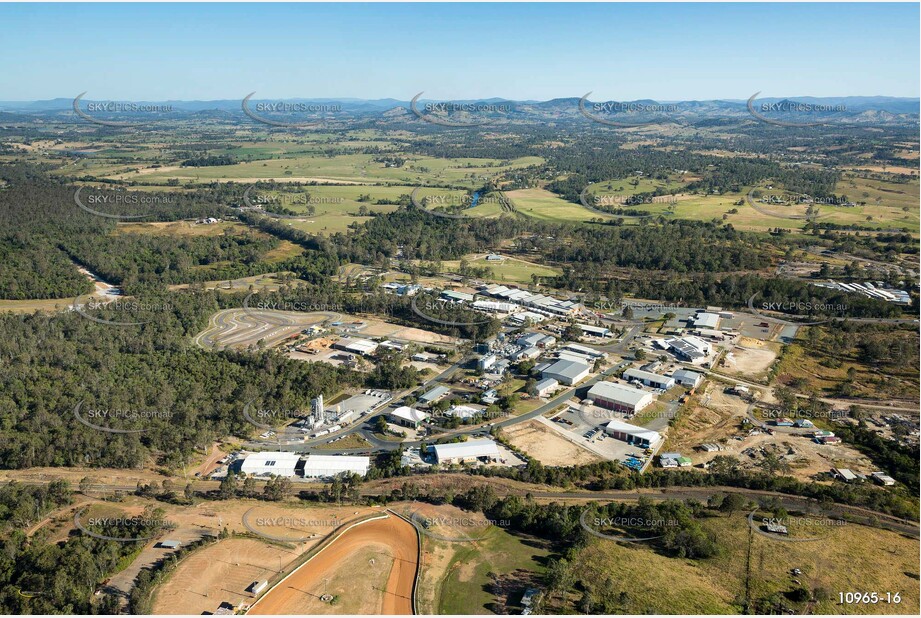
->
[248, 513, 418, 615]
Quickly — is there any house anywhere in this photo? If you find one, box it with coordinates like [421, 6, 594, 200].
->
[586, 381, 654, 414]
[871, 472, 896, 486]
[833, 467, 857, 482]
[485, 254, 504, 262]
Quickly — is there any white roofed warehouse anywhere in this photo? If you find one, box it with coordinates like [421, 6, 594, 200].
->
[541, 359, 591, 386]
[431, 438, 501, 464]
[587, 381, 654, 414]
[239, 451, 301, 477]
[300, 455, 370, 478]
[388, 406, 429, 428]
[604, 419, 662, 449]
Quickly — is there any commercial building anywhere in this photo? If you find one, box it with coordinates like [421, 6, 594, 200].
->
[672, 368, 703, 388]
[604, 419, 662, 449]
[431, 438, 501, 464]
[532, 377, 559, 398]
[623, 368, 675, 390]
[301, 455, 370, 478]
[587, 381, 655, 414]
[541, 359, 591, 386]
[240, 452, 301, 477]
[389, 406, 429, 428]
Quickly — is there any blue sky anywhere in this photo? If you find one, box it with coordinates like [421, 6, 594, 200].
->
[1, 2, 918, 100]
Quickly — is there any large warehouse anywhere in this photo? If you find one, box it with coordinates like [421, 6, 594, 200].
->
[586, 381, 655, 414]
[300, 455, 370, 478]
[604, 419, 662, 449]
[431, 438, 501, 464]
[541, 359, 591, 386]
[239, 452, 301, 477]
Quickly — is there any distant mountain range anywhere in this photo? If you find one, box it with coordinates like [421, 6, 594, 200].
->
[0, 95, 917, 120]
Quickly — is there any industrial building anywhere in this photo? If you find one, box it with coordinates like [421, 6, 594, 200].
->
[431, 438, 501, 464]
[672, 368, 703, 388]
[239, 451, 301, 477]
[440, 290, 475, 303]
[577, 323, 611, 338]
[419, 385, 450, 404]
[666, 336, 711, 361]
[532, 377, 559, 398]
[477, 354, 497, 372]
[691, 312, 721, 329]
[541, 359, 591, 386]
[623, 368, 675, 390]
[301, 455, 370, 478]
[604, 419, 662, 449]
[333, 390, 392, 421]
[388, 406, 429, 428]
[333, 337, 379, 356]
[587, 381, 655, 414]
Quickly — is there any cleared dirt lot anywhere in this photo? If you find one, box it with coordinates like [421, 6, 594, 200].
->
[501, 419, 603, 466]
[153, 538, 304, 615]
[720, 338, 780, 378]
[151, 504, 382, 615]
[247, 513, 417, 615]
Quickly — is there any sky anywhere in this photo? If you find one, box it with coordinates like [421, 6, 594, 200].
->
[1, 2, 918, 101]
